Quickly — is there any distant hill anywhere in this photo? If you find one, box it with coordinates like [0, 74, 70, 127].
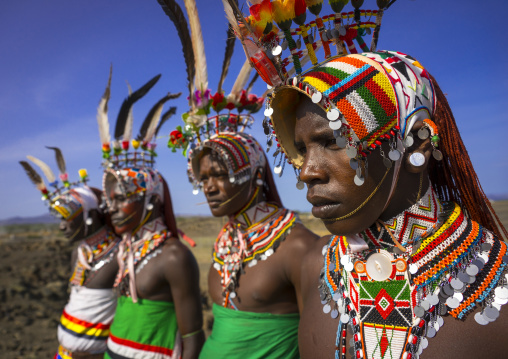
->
[0, 213, 57, 226]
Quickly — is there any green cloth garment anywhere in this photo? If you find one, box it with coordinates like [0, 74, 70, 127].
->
[105, 296, 179, 359]
[199, 303, 300, 359]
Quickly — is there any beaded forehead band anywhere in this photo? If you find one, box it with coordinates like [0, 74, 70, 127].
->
[19, 147, 97, 223]
[158, 0, 266, 194]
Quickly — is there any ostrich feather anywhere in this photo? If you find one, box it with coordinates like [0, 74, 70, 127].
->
[155, 106, 177, 138]
[222, 0, 245, 38]
[217, 24, 236, 94]
[123, 81, 134, 142]
[183, 0, 208, 91]
[45, 146, 66, 175]
[115, 74, 161, 141]
[97, 65, 112, 145]
[245, 72, 259, 93]
[27, 155, 56, 184]
[138, 93, 181, 143]
[156, 0, 196, 97]
[19, 161, 46, 190]
[230, 59, 253, 97]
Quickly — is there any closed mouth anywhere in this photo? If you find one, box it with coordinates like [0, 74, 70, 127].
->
[308, 196, 342, 219]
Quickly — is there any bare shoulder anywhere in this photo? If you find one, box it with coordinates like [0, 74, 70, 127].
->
[302, 235, 332, 276]
[284, 222, 320, 252]
[160, 237, 198, 269]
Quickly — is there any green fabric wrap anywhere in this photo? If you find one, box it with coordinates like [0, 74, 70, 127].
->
[199, 303, 300, 359]
[105, 296, 178, 358]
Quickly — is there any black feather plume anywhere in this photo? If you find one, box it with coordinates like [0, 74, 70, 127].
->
[217, 0, 238, 94]
[114, 74, 162, 140]
[45, 146, 66, 174]
[155, 106, 177, 138]
[19, 161, 44, 187]
[137, 92, 181, 142]
[157, 0, 196, 96]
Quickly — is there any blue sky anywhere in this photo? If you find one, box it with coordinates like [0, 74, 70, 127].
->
[1, 0, 507, 219]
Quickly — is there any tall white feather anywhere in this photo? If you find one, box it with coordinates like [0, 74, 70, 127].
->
[222, 0, 242, 39]
[27, 156, 56, 184]
[230, 59, 252, 97]
[184, 0, 208, 92]
[97, 66, 112, 145]
[123, 81, 134, 142]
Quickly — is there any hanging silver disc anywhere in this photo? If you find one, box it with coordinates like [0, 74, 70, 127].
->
[432, 149, 443, 161]
[296, 180, 305, 190]
[451, 278, 464, 290]
[388, 149, 401, 161]
[274, 165, 282, 174]
[484, 306, 500, 321]
[329, 119, 342, 130]
[272, 45, 282, 56]
[340, 313, 350, 323]
[264, 107, 274, 117]
[446, 297, 460, 309]
[323, 304, 331, 314]
[466, 265, 479, 276]
[338, 26, 346, 36]
[350, 158, 359, 170]
[311, 92, 323, 103]
[475, 312, 489, 325]
[428, 294, 440, 306]
[404, 135, 414, 147]
[331, 309, 339, 319]
[418, 127, 429, 140]
[336, 136, 347, 148]
[495, 286, 508, 299]
[346, 146, 357, 158]
[383, 157, 392, 168]
[354, 175, 365, 186]
[420, 300, 430, 311]
[426, 327, 436, 338]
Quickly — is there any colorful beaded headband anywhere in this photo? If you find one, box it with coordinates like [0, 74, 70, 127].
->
[159, 0, 265, 193]
[19, 147, 95, 221]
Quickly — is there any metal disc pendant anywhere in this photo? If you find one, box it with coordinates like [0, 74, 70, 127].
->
[354, 175, 365, 186]
[414, 306, 425, 318]
[272, 45, 282, 56]
[192, 188, 199, 195]
[340, 255, 350, 266]
[475, 312, 489, 325]
[230, 291, 237, 299]
[484, 307, 500, 321]
[437, 316, 444, 327]
[428, 294, 440, 306]
[327, 109, 340, 121]
[466, 264, 479, 276]
[344, 261, 354, 271]
[323, 304, 331, 313]
[336, 136, 347, 148]
[420, 300, 430, 311]
[340, 313, 350, 323]
[365, 252, 392, 281]
[296, 180, 305, 190]
[264, 107, 274, 117]
[331, 309, 339, 319]
[409, 263, 418, 274]
[426, 327, 436, 338]
[453, 292, 464, 302]
[494, 296, 508, 305]
[481, 242, 492, 252]
[418, 127, 429, 140]
[333, 292, 342, 302]
[383, 157, 392, 168]
[446, 297, 460, 309]
[472, 259, 484, 270]
[311, 92, 323, 103]
[338, 26, 346, 36]
[404, 135, 414, 147]
[420, 337, 429, 350]
[329, 119, 342, 130]
[274, 165, 282, 174]
[350, 158, 359, 170]
[495, 286, 508, 299]
[458, 271, 470, 283]
[432, 149, 443, 161]
[451, 278, 464, 290]
[388, 149, 401, 161]
[346, 146, 357, 159]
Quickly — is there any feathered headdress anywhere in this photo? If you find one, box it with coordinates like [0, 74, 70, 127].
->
[96, 67, 181, 170]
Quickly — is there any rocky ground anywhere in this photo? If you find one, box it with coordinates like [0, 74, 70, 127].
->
[0, 204, 505, 358]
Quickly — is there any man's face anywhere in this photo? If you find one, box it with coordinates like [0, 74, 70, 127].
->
[106, 178, 145, 235]
[198, 151, 253, 217]
[294, 96, 393, 236]
[58, 210, 85, 240]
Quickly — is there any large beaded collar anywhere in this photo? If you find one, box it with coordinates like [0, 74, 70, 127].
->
[319, 187, 508, 359]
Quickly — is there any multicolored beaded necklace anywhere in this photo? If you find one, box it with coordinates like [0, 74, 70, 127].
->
[69, 227, 119, 286]
[213, 201, 297, 308]
[319, 186, 508, 359]
[114, 217, 169, 297]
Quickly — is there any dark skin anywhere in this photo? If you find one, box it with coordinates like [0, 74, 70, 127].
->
[294, 96, 508, 358]
[106, 180, 204, 359]
[198, 151, 318, 314]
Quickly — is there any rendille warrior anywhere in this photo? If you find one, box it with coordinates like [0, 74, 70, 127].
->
[158, 0, 318, 357]
[20, 148, 120, 359]
[225, 0, 508, 358]
[96, 69, 204, 359]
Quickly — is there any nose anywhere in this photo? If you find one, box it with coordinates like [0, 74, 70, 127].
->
[203, 177, 219, 196]
[299, 150, 327, 187]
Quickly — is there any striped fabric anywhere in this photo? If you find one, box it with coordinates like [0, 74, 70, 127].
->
[57, 286, 116, 354]
[54, 345, 72, 359]
[302, 55, 398, 145]
[105, 296, 181, 359]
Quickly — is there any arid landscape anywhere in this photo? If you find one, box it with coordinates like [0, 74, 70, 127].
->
[0, 203, 506, 358]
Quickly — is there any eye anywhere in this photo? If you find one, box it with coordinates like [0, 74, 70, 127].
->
[325, 137, 340, 150]
[295, 143, 307, 155]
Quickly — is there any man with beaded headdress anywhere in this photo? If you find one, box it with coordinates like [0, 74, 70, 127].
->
[159, 0, 318, 357]
[96, 69, 204, 359]
[225, 0, 508, 358]
[20, 149, 120, 359]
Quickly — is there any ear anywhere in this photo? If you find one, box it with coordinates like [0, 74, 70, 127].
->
[404, 121, 433, 174]
[253, 166, 265, 186]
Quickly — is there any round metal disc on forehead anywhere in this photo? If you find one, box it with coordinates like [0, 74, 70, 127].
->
[296, 180, 305, 190]
[475, 312, 489, 325]
[346, 146, 357, 158]
[466, 264, 479, 276]
[354, 175, 365, 186]
[446, 297, 460, 309]
[323, 304, 332, 314]
[451, 278, 464, 290]
[329, 119, 342, 130]
[495, 286, 508, 299]
[432, 149, 443, 161]
[418, 127, 429, 140]
[335, 136, 348, 148]
[383, 157, 393, 168]
[264, 107, 274, 117]
[426, 327, 436, 338]
[327, 109, 340, 121]
[404, 135, 414, 147]
[388, 149, 401, 161]
[350, 158, 359, 170]
[479, 252, 489, 263]
[311, 92, 323, 103]
[272, 45, 282, 56]
[484, 306, 500, 321]
[366, 252, 393, 281]
[192, 188, 199, 195]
